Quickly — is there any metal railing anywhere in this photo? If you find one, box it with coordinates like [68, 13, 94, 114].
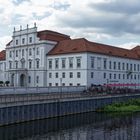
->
[0, 86, 86, 94]
[0, 92, 85, 107]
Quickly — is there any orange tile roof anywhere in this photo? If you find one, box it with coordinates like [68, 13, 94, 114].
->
[37, 30, 70, 42]
[0, 50, 6, 61]
[48, 38, 140, 60]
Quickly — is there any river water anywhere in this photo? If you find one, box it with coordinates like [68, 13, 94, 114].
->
[0, 112, 139, 140]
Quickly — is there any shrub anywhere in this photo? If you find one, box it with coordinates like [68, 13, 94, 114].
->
[0, 81, 4, 86]
[5, 81, 10, 86]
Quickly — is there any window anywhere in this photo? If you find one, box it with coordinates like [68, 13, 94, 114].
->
[76, 57, 81, 68]
[91, 72, 94, 78]
[15, 61, 18, 68]
[22, 49, 24, 57]
[69, 57, 73, 68]
[29, 61, 32, 69]
[109, 61, 112, 69]
[113, 62, 116, 69]
[69, 83, 73, 86]
[16, 39, 18, 45]
[62, 72, 65, 78]
[134, 64, 136, 71]
[55, 83, 58, 86]
[123, 74, 125, 79]
[91, 57, 94, 68]
[114, 74, 116, 79]
[134, 75, 136, 80]
[126, 63, 129, 70]
[48, 60, 52, 69]
[9, 51, 12, 58]
[131, 74, 133, 79]
[118, 62, 120, 70]
[55, 59, 59, 69]
[55, 72, 58, 78]
[69, 72, 73, 78]
[103, 73, 106, 79]
[109, 73, 112, 79]
[62, 59, 66, 68]
[22, 38, 25, 44]
[77, 72, 81, 78]
[21, 61, 25, 68]
[29, 48, 32, 56]
[9, 61, 12, 69]
[49, 73, 52, 78]
[36, 76, 39, 83]
[103, 59, 107, 69]
[97, 57, 101, 69]
[62, 83, 65, 86]
[118, 74, 121, 79]
[122, 63, 125, 70]
[16, 50, 18, 57]
[36, 60, 39, 69]
[28, 76, 31, 83]
[130, 64, 132, 70]
[49, 83, 52, 86]
[29, 37, 32, 43]
[36, 48, 39, 55]
[127, 74, 129, 79]
[77, 83, 80, 86]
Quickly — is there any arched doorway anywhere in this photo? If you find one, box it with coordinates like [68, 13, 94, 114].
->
[20, 74, 26, 87]
[11, 74, 14, 86]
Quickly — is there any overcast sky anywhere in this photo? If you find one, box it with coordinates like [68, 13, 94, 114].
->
[0, 0, 140, 51]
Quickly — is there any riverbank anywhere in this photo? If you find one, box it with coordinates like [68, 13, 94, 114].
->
[101, 99, 140, 112]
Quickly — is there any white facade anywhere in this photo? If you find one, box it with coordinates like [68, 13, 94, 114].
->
[87, 53, 140, 87]
[47, 52, 140, 88]
[47, 53, 87, 87]
[6, 25, 57, 87]
[0, 60, 6, 83]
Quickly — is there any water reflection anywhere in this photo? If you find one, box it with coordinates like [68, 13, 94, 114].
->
[0, 112, 139, 140]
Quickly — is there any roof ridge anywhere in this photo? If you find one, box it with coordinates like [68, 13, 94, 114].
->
[37, 30, 70, 37]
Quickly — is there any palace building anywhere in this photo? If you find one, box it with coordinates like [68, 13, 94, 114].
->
[0, 24, 140, 88]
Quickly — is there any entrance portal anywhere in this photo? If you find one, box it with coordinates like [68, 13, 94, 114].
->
[11, 74, 14, 86]
[20, 74, 26, 87]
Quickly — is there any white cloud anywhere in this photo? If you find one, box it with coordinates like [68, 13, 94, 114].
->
[0, 0, 140, 51]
